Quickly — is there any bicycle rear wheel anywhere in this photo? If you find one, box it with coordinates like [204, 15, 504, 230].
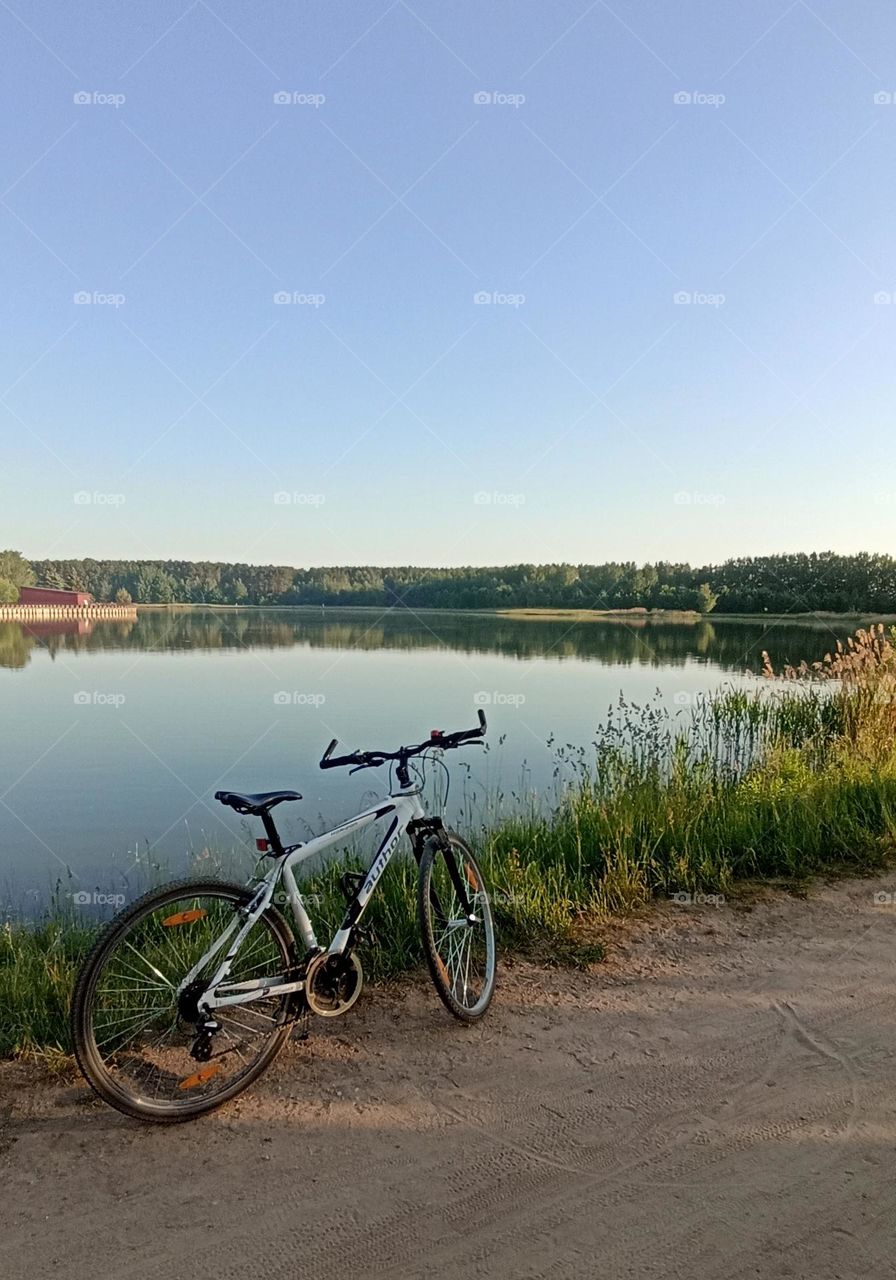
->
[71, 879, 295, 1123]
[418, 832, 496, 1022]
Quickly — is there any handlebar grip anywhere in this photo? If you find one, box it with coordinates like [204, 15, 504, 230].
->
[319, 739, 339, 768]
[477, 709, 487, 733]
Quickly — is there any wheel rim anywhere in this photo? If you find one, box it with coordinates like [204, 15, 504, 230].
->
[84, 889, 290, 1112]
[427, 847, 495, 1014]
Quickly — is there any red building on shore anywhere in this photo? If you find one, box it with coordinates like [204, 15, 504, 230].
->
[18, 586, 94, 607]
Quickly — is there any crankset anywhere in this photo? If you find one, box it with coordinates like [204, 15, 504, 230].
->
[304, 952, 364, 1018]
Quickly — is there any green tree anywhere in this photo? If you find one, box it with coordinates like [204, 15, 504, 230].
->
[0, 579, 19, 603]
[0, 550, 34, 588]
[694, 583, 718, 614]
[115, 587, 132, 605]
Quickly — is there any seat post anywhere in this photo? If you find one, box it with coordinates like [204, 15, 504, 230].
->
[260, 809, 285, 855]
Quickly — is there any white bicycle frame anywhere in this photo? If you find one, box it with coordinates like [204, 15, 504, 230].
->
[182, 788, 427, 1013]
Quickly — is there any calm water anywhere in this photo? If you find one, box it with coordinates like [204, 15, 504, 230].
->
[0, 608, 852, 905]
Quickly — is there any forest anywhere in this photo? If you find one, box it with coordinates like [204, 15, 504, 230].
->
[2, 549, 895, 614]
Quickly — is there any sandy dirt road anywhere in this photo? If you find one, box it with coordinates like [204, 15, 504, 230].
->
[3, 873, 896, 1279]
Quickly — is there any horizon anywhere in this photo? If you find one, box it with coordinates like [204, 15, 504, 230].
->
[5, 3, 896, 567]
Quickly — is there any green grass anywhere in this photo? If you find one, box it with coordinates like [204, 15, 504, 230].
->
[5, 625, 896, 1058]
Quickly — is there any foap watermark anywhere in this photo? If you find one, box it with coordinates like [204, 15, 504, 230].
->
[74, 290, 126, 307]
[273, 491, 325, 506]
[673, 691, 708, 707]
[74, 90, 125, 108]
[873, 891, 896, 905]
[673, 91, 725, 107]
[873, 91, 896, 105]
[273, 691, 326, 707]
[72, 890, 126, 908]
[668, 891, 725, 906]
[474, 490, 525, 506]
[873, 291, 895, 305]
[473, 90, 525, 108]
[474, 690, 526, 707]
[271, 888, 324, 907]
[488, 889, 532, 908]
[74, 490, 126, 506]
[673, 291, 725, 307]
[673, 491, 726, 507]
[273, 91, 326, 107]
[474, 290, 525, 307]
[274, 291, 325, 306]
[74, 690, 126, 707]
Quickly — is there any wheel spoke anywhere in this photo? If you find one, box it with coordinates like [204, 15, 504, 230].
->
[77, 885, 292, 1118]
[422, 841, 495, 1018]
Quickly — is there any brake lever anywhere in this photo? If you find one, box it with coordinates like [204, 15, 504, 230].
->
[349, 757, 385, 775]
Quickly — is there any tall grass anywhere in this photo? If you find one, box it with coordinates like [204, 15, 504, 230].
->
[4, 626, 896, 1058]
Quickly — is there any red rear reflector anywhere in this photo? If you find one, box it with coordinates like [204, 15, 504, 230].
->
[430, 730, 443, 739]
[162, 908, 207, 927]
[178, 1064, 221, 1090]
[256, 838, 269, 852]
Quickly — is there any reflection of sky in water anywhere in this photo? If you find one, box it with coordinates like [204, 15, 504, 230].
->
[0, 610, 855, 903]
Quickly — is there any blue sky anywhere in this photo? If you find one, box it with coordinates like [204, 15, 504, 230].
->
[3, 0, 895, 567]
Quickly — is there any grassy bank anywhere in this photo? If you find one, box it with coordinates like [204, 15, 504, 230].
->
[4, 626, 896, 1059]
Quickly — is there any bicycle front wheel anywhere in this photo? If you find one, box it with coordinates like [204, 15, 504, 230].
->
[71, 879, 296, 1123]
[418, 832, 496, 1022]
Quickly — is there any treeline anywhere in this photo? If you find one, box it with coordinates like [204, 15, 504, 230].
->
[14, 551, 896, 613]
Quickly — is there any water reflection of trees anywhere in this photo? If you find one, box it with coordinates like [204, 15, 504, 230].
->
[0, 609, 854, 673]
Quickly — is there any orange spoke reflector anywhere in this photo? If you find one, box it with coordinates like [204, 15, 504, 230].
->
[436, 955, 450, 984]
[465, 864, 480, 890]
[162, 908, 208, 927]
[178, 1064, 221, 1090]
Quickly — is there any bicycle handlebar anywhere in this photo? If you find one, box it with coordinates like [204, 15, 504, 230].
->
[319, 709, 487, 772]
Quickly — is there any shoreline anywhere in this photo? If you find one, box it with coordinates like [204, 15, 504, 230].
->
[123, 603, 896, 624]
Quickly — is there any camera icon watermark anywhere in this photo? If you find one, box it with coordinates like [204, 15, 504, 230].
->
[74, 90, 125, 108]
[473, 290, 525, 307]
[273, 91, 326, 107]
[473, 90, 525, 108]
[673, 91, 725, 107]
[873, 291, 894, 305]
[273, 691, 326, 707]
[71, 890, 126, 907]
[273, 491, 326, 506]
[273, 291, 326, 306]
[874, 91, 894, 105]
[873, 891, 896, 905]
[74, 290, 126, 307]
[74, 490, 126, 506]
[74, 690, 126, 707]
[474, 690, 525, 707]
[473, 490, 526, 506]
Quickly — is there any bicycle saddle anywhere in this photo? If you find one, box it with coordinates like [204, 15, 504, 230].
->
[214, 789, 302, 815]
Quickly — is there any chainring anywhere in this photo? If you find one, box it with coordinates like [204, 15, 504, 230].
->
[304, 952, 364, 1018]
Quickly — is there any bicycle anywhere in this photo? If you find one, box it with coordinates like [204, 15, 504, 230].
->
[70, 711, 496, 1122]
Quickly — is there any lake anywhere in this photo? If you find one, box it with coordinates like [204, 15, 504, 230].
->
[0, 608, 854, 906]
